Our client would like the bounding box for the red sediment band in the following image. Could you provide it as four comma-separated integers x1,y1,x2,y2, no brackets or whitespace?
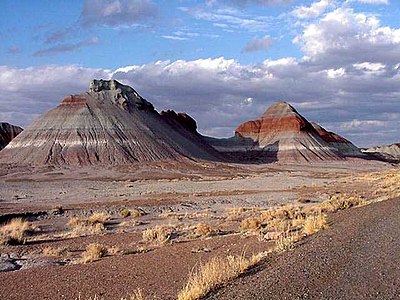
61,95,87,105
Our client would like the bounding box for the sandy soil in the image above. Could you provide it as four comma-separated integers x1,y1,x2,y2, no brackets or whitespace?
0,159,394,300
207,197,400,300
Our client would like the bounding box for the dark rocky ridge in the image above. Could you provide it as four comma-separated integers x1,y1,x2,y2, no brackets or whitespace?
0,123,23,151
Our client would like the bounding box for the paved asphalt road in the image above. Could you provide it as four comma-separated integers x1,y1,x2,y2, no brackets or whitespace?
208,198,400,300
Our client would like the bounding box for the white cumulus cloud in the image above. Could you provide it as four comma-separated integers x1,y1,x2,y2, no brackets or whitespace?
292,0,332,19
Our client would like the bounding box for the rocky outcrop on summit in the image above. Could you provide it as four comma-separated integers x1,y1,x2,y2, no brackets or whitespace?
362,143,400,162
0,122,23,151
0,80,221,166
207,102,343,162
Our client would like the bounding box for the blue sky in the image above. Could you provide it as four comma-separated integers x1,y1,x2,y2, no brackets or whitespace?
0,0,399,146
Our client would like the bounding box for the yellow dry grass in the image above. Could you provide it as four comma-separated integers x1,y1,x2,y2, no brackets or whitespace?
320,194,363,213
274,231,302,252
67,212,111,237
240,217,261,231
191,223,216,238
303,213,328,235
159,211,212,221
177,169,400,300
42,246,69,257
80,243,108,263
177,252,267,300
0,218,36,245
120,209,142,218
87,212,111,224
142,224,176,244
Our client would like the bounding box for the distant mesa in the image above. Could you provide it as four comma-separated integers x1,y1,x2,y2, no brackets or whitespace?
206,101,366,162
0,122,23,151
0,79,221,166
0,81,387,166
362,143,400,163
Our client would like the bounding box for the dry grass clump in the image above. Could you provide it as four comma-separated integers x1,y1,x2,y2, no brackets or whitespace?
303,213,328,235
191,223,217,238
142,224,176,244
240,217,261,231
320,194,363,213
122,289,144,300
260,205,306,234
225,207,260,221
87,212,111,224
274,232,302,252
80,243,108,263
120,209,142,218
159,211,212,221
177,252,267,300
0,218,37,245
370,170,400,199
42,246,69,257
260,205,304,223
68,217,105,237
67,212,111,237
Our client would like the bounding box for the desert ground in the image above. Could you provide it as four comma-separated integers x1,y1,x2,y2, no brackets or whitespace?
0,159,399,300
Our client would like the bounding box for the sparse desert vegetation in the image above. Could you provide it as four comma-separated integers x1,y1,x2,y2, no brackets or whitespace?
303,213,328,235
142,224,176,244
67,212,110,237
178,252,267,300
191,223,218,238
120,209,142,218
80,243,108,263
240,217,261,231
0,218,37,245
0,167,398,299
42,246,69,257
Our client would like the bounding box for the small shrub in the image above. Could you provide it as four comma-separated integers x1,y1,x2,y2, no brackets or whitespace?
274,232,302,253
0,218,36,245
120,209,142,218
87,212,111,224
320,194,362,212
80,243,108,263
67,213,110,237
42,246,69,257
266,218,292,233
142,225,176,244
192,223,216,238
240,217,261,231
303,213,328,235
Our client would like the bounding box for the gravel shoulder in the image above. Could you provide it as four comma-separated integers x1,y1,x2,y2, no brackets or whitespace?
208,198,400,300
